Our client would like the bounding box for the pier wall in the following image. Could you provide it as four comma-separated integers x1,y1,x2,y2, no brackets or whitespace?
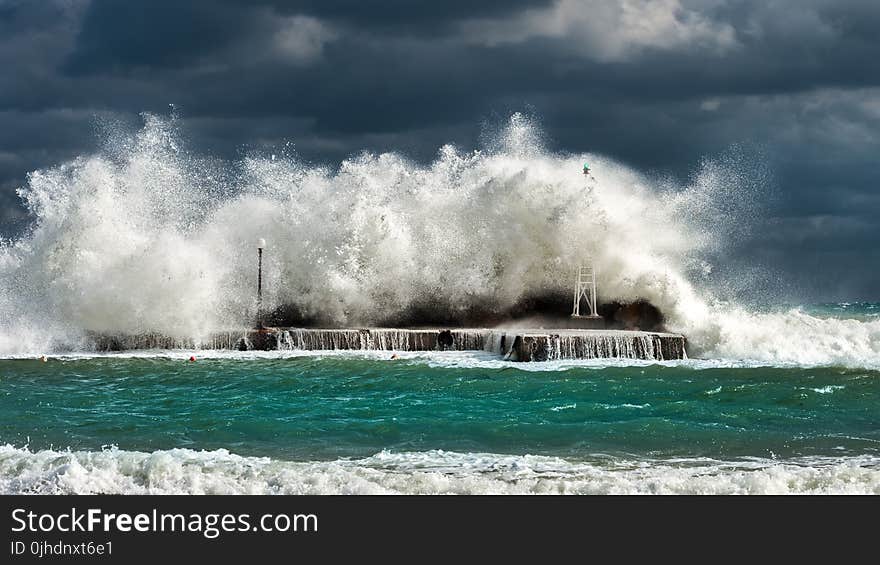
507,331,687,361
87,327,686,361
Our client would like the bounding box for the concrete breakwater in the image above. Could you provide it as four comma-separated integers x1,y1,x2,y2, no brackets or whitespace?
500,330,687,362
88,327,686,362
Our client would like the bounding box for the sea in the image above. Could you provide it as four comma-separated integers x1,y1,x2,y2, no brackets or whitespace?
0,115,878,494
1,303,878,495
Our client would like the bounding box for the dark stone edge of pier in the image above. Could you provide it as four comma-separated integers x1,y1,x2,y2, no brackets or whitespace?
87,327,687,362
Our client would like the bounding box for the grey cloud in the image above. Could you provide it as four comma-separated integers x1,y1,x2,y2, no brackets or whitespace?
459,0,739,62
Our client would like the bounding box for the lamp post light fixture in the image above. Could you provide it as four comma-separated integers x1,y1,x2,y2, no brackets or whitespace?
256,238,266,328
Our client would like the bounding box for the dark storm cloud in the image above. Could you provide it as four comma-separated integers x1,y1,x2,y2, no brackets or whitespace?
63,0,553,74
1,0,879,299
64,1,250,73
260,0,556,33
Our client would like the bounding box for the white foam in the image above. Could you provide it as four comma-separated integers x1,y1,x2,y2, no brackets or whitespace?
2,445,877,495
805,385,846,394
2,348,875,373
682,307,880,369
0,113,877,368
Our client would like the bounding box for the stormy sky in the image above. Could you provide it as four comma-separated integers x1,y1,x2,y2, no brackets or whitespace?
1,0,879,300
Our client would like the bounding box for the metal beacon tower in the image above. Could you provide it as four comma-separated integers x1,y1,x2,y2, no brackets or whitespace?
572,264,600,320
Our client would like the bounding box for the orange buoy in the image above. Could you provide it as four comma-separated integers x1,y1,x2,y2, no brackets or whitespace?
189,355,196,362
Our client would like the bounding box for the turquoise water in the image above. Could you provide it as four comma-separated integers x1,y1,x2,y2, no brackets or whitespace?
1,303,879,494
1,351,879,494
2,356,878,462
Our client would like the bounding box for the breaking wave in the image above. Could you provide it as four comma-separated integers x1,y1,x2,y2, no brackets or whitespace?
2,445,878,495
0,112,878,367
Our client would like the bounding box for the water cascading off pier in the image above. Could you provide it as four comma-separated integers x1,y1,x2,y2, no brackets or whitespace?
87,327,687,361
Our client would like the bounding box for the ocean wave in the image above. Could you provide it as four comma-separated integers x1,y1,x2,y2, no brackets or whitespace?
2,445,878,495
0,113,877,369
686,307,880,369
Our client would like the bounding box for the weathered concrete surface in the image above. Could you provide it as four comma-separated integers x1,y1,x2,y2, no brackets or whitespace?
87,327,686,361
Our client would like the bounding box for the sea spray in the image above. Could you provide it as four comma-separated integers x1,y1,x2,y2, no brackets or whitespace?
1,113,878,367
